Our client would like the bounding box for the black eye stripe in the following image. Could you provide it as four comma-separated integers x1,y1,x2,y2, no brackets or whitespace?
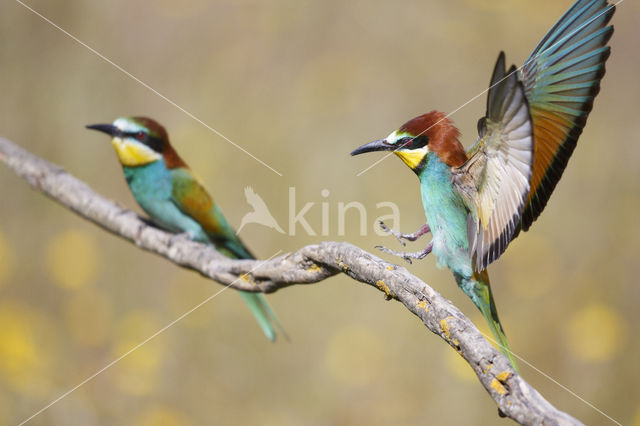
126,131,164,153
398,137,412,147
397,135,429,150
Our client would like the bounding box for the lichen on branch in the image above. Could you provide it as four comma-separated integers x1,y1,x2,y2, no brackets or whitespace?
0,137,583,426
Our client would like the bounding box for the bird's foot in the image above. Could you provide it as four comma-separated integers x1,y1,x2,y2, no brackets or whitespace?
378,221,431,247
375,242,433,264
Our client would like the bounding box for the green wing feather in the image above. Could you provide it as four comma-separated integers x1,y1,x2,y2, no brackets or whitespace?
170,167,285,341
517,0,614,232
458,0,614,269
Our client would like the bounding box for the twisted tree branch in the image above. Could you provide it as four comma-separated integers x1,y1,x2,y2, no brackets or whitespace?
0,137,582,425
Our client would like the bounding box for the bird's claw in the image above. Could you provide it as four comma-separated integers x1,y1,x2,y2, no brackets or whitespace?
375,245,412,263
379,221,407,246
375,242,433,264
378,221,431,247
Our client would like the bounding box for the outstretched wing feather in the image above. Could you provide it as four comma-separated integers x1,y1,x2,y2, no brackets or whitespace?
516,0,614,232
454,53,533,271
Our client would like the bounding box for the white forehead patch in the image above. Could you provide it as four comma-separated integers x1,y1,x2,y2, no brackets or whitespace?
386,130,398,143
113,117,145,133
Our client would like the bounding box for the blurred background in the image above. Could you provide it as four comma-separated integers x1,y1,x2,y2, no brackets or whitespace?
1,0,638,424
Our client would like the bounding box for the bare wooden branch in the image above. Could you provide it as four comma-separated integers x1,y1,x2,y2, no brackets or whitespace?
0,137,582,425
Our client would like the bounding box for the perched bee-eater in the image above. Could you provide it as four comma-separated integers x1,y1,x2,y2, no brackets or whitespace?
351,0,614,368
87,117,283,341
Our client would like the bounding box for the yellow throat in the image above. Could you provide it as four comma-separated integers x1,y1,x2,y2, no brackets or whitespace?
111,137,161,167
394,147,427,170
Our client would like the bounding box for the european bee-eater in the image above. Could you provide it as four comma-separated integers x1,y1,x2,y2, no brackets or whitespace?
351,0,614,368
87,117,284,341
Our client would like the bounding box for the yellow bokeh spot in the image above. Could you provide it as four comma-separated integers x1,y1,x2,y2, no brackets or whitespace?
45,229,100,288
325,324,385,386
633,406,640,426
64,288,112,347
112,310,165,395
0,231,13,287
0,301,52,396
566,303,627,362
135,406,192,426
444,347,476,383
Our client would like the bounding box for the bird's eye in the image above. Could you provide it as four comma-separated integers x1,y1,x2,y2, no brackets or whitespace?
399,137,413,147
135,131,145,141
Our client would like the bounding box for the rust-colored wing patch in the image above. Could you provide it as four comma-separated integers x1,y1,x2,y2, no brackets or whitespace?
517,0,614,232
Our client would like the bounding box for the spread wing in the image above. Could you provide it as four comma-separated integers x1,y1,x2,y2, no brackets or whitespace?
517,0,614,233
452,52,534,271
170,168,253,259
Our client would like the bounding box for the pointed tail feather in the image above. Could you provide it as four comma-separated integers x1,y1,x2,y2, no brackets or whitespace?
206,209,286,341
239,291,286,342
461,270,519,372
253,292,289,341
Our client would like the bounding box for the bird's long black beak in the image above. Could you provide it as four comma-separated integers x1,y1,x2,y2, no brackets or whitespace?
86,123,119,136
350,139,394,156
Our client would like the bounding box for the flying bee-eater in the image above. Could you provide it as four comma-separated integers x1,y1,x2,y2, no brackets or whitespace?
87,117,284,341
351,0,614,369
